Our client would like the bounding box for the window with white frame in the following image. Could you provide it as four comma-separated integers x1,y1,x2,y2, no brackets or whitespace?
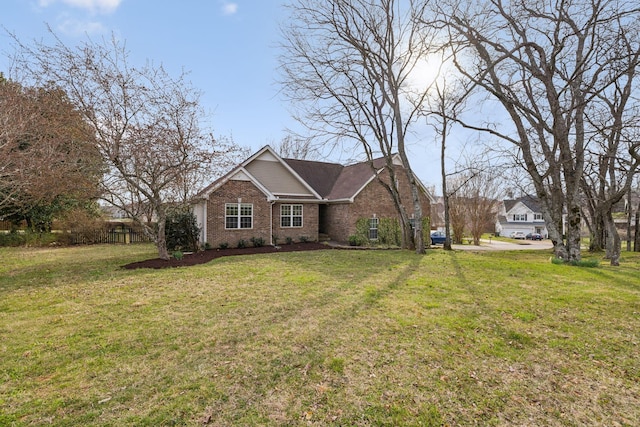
281,204,303,227
534,213,543,221
513,213,528,221
369,217,379,240
225,203,253,229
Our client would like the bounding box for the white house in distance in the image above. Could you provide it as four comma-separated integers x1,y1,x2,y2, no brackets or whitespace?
496,196,549,238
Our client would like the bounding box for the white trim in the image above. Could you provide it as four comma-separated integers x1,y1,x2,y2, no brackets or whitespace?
272,192,318,198
225,202,254,230
280,204,304,228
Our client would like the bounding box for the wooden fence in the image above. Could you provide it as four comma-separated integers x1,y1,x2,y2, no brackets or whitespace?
1,220,154,245
68,229,153,245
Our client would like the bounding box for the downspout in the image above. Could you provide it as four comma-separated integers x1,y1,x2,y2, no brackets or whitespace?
202,200,207,245
270,200,275,246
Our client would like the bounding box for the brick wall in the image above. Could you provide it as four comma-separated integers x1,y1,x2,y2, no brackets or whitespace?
206,180,271,248
205,180,320,247
272,202,319,244
205,167,431,247
324,168,431,242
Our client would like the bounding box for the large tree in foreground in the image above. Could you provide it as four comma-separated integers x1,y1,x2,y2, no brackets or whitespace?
0,75,101,229
279,0,439,253
10,32,243,259
437,0,640,262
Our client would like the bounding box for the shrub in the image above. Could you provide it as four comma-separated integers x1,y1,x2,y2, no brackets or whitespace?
272,235,279,246
219,242,229,249
0,231,61,247
165,207,200,252
299,235,309,243
348,234,364,246
251,236,265,247
379,218,401,246
237,239,247,249
354,218,371,245
0,231,27,247
285,236,293,245
173,250,184,260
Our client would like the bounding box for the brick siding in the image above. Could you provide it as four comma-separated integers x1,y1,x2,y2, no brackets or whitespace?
205,166,430,247
206,180,319,248
324,168,431,242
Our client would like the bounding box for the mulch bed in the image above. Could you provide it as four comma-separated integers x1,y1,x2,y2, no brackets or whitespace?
122,242,333,270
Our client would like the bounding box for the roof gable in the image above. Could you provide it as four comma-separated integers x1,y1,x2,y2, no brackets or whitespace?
245,158,313,196
196,146,433,203
504,195,541,214
196,146,322,200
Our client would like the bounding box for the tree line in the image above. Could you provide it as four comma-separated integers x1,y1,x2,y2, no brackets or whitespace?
278,0,640,265
2,33,246,259
3,0,639,265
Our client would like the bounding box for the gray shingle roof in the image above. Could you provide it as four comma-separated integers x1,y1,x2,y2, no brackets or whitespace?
504,195,541,213
284,157,387,201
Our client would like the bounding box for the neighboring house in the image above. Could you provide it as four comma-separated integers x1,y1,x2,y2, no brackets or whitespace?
496,195,549,238
192,145,433,247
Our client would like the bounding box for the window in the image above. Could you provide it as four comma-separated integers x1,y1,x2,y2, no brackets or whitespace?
369,217,379,240
281,204,303,228
534,213,543,221
513,214,527,221
225,203,253,229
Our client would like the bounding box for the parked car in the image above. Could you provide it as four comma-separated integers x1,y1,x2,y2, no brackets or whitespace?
430,231,447,245
510,231,526,239
526,233,543,240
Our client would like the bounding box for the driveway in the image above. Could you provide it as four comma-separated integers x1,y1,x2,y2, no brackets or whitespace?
451,239,553,251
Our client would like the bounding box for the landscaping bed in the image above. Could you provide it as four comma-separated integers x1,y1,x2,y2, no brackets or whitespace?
122,241,331,269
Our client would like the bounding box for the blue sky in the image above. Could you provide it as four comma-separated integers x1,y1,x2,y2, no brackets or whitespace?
1,0,445,189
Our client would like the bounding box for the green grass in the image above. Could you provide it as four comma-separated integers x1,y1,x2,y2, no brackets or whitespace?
1,244,639,426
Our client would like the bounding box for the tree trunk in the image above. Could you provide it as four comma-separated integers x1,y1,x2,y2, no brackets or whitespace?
376,164,414,251
442,190,452,251
403,165,425,254
565,204,582,263
634,211,640,252
626,188,632,252
589,211,605,252
605,212,621,266
155,207,170,260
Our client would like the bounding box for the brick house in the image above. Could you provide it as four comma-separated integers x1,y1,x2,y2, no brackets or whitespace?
192,146,433,247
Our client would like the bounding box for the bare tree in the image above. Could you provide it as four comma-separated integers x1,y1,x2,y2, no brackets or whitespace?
447,188,467,244
273,135,321,160
437,0,640,262
10,31,243,259
460,170,502,245
580,51,640,265
425,78,470,250
279,0,439,253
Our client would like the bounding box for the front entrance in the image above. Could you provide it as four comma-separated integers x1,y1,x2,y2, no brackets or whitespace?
319,204,329,235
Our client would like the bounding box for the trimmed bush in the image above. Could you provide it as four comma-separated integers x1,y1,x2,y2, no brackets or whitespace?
251,237,265,247
165,207,200,252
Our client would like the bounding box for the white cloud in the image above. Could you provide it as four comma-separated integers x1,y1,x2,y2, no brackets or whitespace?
57,15,106,35
38,0,122,14
221,2,238,16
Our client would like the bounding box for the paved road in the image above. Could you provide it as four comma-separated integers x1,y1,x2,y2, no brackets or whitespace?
451,239,554,251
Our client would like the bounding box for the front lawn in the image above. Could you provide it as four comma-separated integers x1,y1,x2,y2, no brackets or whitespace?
1,244,638,426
